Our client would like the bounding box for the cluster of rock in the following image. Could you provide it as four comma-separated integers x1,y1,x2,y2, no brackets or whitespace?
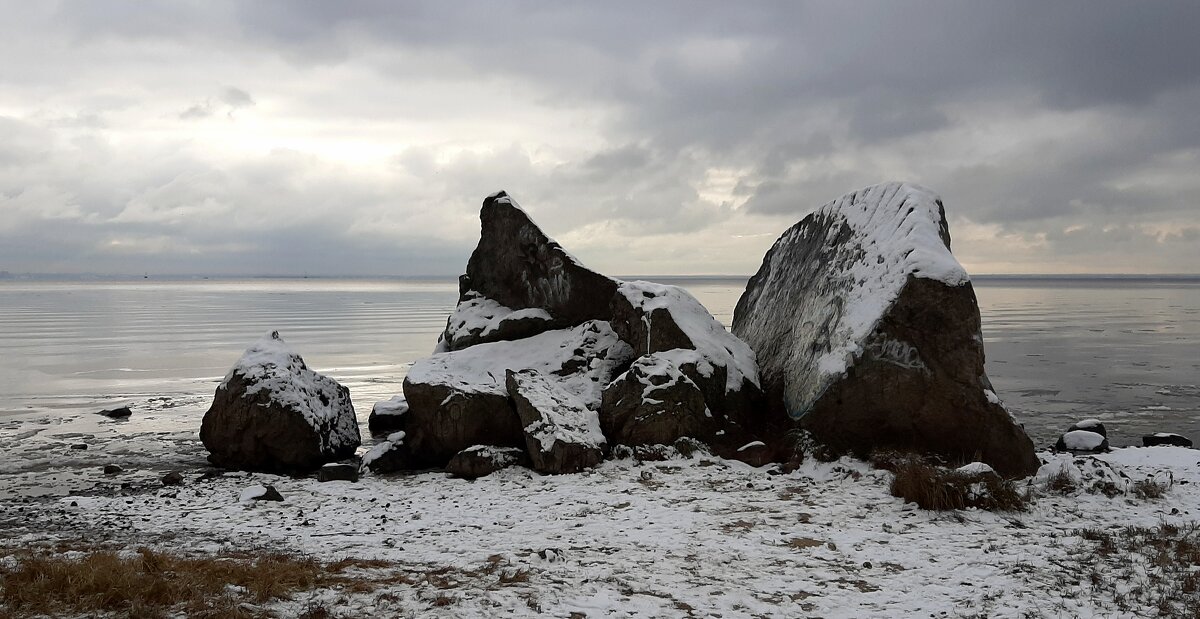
366,191,771,476
201,184,1052,479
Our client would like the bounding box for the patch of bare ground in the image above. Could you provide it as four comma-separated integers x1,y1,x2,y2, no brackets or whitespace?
871,451,1029,511
0,545,535,618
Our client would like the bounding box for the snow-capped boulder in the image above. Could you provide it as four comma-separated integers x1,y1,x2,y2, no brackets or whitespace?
317,462,359,483
402,321,633,468
368,395,409,436
1067,419,1107,438
507,369,605,474
200,332,361,474
446,445,528,479
439,191,618,351
363,431,412,474
1142,433,1193,448
610,280,762,417
1055,429,1109,453
600,353,712,446
732,183,1039,477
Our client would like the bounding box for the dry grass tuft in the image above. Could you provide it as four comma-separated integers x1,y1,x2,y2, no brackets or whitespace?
880,452,1028,511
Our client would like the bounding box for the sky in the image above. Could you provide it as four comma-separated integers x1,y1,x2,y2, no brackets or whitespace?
1,1,1198,277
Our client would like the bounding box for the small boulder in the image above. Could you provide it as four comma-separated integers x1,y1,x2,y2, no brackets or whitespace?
1055,429,1109,453
103,464,123,475
368,395,409,436
507,369,605,474
445,445,528,479
730,441,774,467
362,432,412,474
1143,433,1193,448
732,182,1039,477
317,462,359,483
1067,419,1107,438
97,406,132,419
240,485,284,503
200,332,361,474
161,471,184,486
70,443,87,450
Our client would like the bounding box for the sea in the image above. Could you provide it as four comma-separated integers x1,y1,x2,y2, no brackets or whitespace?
1,276,1197,451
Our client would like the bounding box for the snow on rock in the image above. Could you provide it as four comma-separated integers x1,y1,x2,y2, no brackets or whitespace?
200,331,360,474
507,369,605,474
238,484,283,503
367,395,409,436
955,462,997,477
363,431,410,474
1055,429,1109,453
1066,418,1107,438
445,445,528,479
732,182,1039,477
402,321,633,467
441,292,555,351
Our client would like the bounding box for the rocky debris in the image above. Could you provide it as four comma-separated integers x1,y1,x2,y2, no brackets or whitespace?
317,462,360,483
97,406,132,419
200,331,361,475
1055,429,1109,453
368,395,409,436
102,464,123,475
402,321,632,468
507,369,605,474
441,190,619,352
1067,419,1107,438
445,445,528,479
732,182,1039,477
362,432,412,475
600,354,712,446
161,471,184,486
240,485,284,503
1143,433,1193,448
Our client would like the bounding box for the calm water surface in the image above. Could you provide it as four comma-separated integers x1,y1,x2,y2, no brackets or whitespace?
0,276,1196,448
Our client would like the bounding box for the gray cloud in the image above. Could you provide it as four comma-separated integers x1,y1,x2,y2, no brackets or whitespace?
0,1,1197,275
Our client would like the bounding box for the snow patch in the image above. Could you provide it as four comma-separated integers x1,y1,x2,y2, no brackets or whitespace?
1061,430,1105,451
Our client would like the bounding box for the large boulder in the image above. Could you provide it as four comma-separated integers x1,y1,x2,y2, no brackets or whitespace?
732,182,1038,477
439,191,618,351
600,353,713,445
402,321,633,467
507,369,605,474
200,332,361,474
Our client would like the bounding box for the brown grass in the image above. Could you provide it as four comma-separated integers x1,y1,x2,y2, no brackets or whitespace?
0,547,526,618
882,453,1027,511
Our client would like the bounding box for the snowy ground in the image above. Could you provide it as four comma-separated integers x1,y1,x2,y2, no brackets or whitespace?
1,405,1198,618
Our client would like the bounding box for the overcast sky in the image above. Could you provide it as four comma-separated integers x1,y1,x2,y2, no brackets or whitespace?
2,1,1198,276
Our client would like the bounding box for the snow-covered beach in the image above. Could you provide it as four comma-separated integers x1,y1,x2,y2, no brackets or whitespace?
1,401,1197,618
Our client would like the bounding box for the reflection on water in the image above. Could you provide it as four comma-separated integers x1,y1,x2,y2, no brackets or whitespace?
1,276,1197,448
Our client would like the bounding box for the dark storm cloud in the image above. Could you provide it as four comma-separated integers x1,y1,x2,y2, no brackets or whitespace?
3,1,1199,274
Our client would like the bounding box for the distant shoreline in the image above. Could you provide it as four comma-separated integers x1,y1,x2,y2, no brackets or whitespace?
3,272,1200,283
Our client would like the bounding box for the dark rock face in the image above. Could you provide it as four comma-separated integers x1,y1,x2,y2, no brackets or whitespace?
402,321,631,468
318,463,360,482
507,369,605,474
97,406,132,419
445,445,528,479
443,191,618,351
200,332,361,475
1143,433,1193,448
600,355,712,446
732,183,1038,477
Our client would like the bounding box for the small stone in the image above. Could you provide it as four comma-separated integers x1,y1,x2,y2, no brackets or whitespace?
317,463,359,483
70,444,87,450
103,464,123,475
862,561,873,569
97,406,133,419
161,471,184,486
640,470,654,481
